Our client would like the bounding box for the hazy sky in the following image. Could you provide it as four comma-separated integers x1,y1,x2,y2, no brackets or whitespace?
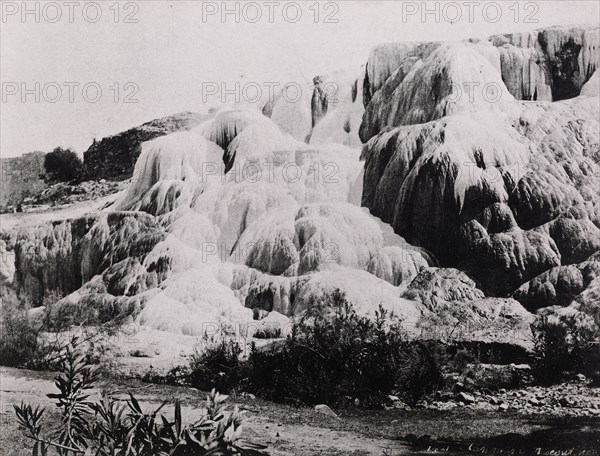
1,0,599,158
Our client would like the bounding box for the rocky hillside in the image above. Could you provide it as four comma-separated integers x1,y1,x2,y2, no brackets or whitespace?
0,152,48,212
83,111,207,180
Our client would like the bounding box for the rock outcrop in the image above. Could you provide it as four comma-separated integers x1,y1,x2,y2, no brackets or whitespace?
104,111,434,332
403,267,533,345
360,26,599,142
83,111,207,180
9,105,518,338
513,252,600,311
308,70,366,148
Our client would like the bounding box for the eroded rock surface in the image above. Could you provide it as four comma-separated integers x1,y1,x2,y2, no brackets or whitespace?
359,25,599,315
13,212,166,306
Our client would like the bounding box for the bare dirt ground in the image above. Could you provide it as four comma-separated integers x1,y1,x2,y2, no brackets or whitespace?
0,186,124,231
0,367,405,456
2,367,600,456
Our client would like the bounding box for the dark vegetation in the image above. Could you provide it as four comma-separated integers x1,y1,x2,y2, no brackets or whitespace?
0,299,60,370
0,294,69,371
531,314,600,385
188,340,247,394
171,291,446,407
44,147,83,183
246,300,444,406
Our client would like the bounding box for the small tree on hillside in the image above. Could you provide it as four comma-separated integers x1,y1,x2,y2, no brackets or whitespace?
44,147,83,182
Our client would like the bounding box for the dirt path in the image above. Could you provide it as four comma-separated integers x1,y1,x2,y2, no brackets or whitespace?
0,367,407,456
0,191,121,231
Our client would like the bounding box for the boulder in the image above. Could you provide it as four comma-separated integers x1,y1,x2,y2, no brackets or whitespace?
314,404,339,418
456,392,475,404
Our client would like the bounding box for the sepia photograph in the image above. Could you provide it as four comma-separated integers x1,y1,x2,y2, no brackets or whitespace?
1,1,599,454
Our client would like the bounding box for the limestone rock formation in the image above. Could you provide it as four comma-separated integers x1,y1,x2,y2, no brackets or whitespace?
359,25,599,310
265,70,366,147
262,83,313,143
7,25,598,338
13,212,165,306
361,26,599,142
311,75,330,128
491,26,599,101
513,252,600,310
404,267,533,345
308,70,366,147
6,110,430,333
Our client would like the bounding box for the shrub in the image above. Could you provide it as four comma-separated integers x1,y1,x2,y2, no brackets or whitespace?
566,315,600,383
531,314,600,384
246,291,444,407
43,293,140,330
180,292,449,407
443,342,531,392
14,343,268,456
44,147,83,183
462,364,530,392
0,298,65,370
0,294,121,373
531,316,571,384
396,341,445,402
140,364,191,386
0,301,43,368
188,339,246,393
40,289,69,331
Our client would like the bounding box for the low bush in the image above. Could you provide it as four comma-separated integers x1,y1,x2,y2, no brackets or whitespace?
0,303,43,368
43,293,139,330
188,339,247,393
252,326,282,339
532,314,600,385
139,364,191,386
15,343,268,455
246,291,444,407
0,294,121,374
396,341,446,402
40,290,69,331
462,364,531,392
181,291,448,407
0,299,64,370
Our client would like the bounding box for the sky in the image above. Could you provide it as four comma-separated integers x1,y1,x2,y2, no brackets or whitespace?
1,0,599,158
